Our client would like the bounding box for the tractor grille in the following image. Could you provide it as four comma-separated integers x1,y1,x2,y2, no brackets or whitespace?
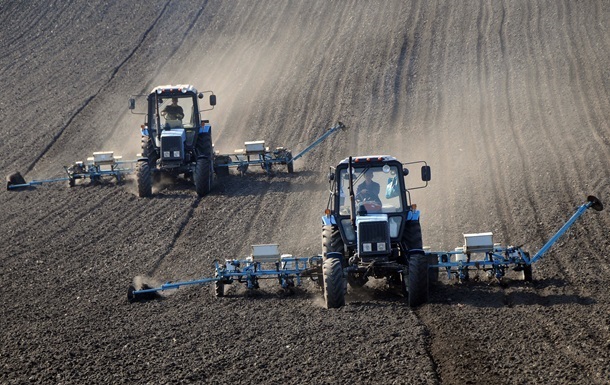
161,136,183,160
358,221,390,257
359,221,388,243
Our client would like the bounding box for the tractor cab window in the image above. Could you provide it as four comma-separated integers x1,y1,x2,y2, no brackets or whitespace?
338,165,404,215
157,96,195,129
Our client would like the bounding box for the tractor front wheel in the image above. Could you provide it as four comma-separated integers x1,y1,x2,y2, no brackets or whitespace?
322,225,344,257
322,253,345,308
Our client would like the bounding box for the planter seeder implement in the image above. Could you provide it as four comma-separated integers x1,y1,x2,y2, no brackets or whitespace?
7,151,135,190
128,244,323,302
426,195,603,283
213,122,347,176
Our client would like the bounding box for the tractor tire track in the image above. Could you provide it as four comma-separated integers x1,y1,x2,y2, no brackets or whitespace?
22,1,175,176
2,2,610,384
145,196,202,276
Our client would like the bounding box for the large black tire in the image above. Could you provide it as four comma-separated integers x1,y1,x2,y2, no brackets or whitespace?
402,220,424,253
323,253,345,308
193,157,212,197
135,161,152,197
322,225,344,257
408,252,429,307
141,136,158,166
196,132,213,158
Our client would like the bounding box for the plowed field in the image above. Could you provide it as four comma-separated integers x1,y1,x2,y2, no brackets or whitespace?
1,1,609,384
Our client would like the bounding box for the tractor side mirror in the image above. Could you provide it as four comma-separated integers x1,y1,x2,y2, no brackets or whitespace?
403,168,409,176
209,94,217,106
128,98,135,110
421,165,431,181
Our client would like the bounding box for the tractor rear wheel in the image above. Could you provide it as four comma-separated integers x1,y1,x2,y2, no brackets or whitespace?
322,225,344,257
136,161,152,197
408,252,429,307
193,157,211,197
141,136,157,166
323,253,345,308
196,132,213,158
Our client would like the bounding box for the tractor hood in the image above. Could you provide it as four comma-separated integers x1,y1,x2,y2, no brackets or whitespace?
160,129,186,141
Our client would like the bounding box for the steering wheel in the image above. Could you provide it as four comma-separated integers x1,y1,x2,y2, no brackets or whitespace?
355,192,382,211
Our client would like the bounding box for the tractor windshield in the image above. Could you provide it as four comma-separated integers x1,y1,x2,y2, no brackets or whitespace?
338,165,404,215
156,95,196,129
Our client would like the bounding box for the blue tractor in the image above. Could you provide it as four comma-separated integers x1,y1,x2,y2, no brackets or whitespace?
129,84,216,197
321,156,431,308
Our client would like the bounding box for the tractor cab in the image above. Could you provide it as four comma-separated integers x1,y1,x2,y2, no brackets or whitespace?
338,163,405,215
146,85,215,150
321,155,431,308
326,155,430,248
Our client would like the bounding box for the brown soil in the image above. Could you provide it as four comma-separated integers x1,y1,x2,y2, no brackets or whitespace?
1,1,609,384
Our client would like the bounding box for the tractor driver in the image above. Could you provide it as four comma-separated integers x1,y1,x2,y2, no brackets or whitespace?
161,98,185,121
356,169,381,205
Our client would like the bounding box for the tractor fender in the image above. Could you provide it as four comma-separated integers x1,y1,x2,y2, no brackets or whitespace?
136,156,149,163
406,209,420,221
321,215,337,226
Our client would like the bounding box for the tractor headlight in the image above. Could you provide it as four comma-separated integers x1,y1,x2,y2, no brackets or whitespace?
377,242,386,251
173,151,180,158
362,243,372,252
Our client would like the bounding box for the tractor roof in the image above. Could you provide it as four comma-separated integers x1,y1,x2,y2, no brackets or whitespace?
338,155,399,165
150,84,198,96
